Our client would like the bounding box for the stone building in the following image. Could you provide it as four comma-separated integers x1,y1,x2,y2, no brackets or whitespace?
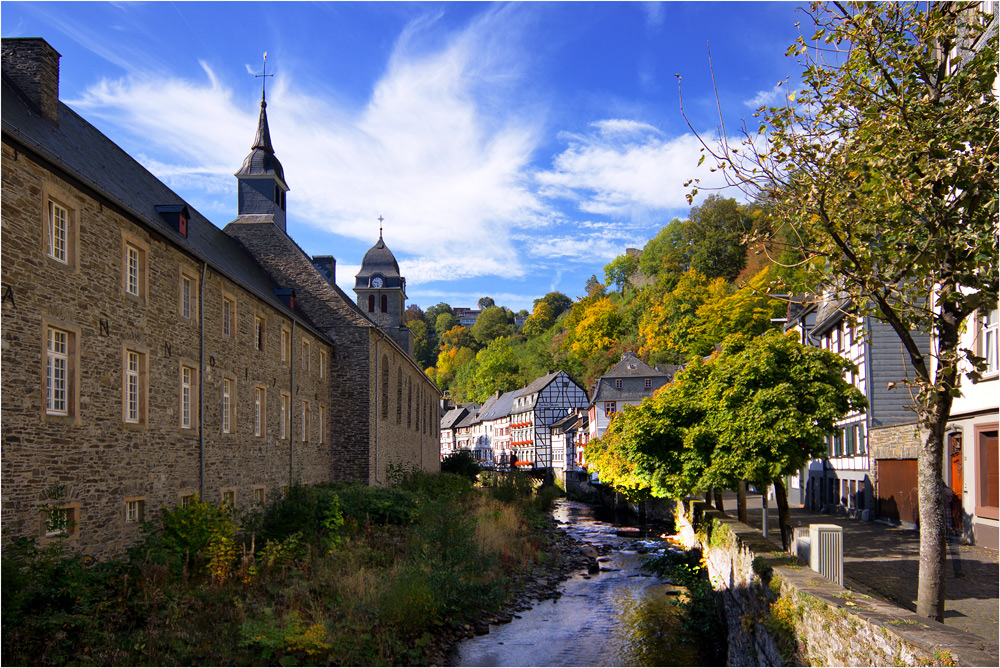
1,38,440,558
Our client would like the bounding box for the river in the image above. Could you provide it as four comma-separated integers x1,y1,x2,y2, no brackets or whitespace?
449,499,710,667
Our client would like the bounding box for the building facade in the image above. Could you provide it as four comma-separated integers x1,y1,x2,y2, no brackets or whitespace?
587,352,675,442
1,38,439,557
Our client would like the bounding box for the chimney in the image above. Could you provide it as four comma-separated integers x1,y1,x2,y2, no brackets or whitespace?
312,255,335,286
2,38,61,125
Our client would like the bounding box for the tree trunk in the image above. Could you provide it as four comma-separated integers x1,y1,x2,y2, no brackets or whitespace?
772,477,791,551
737,480,748,524
916,394,952,622
713,488,725,513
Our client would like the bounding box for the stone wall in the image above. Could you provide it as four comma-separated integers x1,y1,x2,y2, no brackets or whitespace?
1,141,332,557
676,500,997,667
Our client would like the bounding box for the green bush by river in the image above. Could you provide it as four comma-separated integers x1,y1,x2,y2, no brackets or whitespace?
2,469,561,666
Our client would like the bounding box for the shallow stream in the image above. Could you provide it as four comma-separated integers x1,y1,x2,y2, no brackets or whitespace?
449,499,710,667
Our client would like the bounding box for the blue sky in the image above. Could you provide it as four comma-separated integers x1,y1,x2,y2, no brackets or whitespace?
2,1,806,312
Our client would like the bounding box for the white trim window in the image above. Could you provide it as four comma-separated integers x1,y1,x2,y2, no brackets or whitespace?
46,327,69,415
125,350,141,423
223,297,234,337
181,276,193,319
280,392,290,440
181,366,194,429
319,350,327,379
222,378,233,433
255,316,265,352
47,201,68,263
301,401,310,442
254,386,264,437
125,499,145,523
125,244,141,296
319,405,326,444
985,307,999,375
281,329,290,363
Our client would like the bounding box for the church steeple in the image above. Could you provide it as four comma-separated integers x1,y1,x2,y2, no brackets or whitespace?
235,53,289,231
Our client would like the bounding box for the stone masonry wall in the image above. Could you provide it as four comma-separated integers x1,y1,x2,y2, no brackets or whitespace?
1,141,332,558
676,500,997,667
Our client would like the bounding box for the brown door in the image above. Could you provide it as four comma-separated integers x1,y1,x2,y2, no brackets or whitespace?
876,459,919,525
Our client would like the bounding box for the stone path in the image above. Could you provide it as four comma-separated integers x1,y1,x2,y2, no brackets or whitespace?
719,491,999,657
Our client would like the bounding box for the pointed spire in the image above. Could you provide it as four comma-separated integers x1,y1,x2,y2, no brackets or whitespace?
252,51,275,152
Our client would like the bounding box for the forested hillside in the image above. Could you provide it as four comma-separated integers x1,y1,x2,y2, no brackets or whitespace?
407,195,808,402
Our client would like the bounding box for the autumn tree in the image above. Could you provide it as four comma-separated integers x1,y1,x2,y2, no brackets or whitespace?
683,2,998,619
522,301,556,337
435,312,459,339
533,291,573,319
477,296,496,309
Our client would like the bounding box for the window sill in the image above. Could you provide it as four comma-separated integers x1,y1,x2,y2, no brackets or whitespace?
122,421,147,432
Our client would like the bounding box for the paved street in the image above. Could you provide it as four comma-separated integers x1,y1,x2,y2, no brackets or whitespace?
718,491,999,656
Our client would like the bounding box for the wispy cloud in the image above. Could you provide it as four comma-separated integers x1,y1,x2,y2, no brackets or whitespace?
744,83,785,109
69,7,550,285
535,120,728,217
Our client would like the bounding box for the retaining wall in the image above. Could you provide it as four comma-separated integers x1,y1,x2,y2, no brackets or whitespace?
677,500,997,667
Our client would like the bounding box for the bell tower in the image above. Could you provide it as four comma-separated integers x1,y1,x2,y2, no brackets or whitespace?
354,222,413,355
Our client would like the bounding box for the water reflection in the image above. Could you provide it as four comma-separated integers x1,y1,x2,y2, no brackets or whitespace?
451,500,708,667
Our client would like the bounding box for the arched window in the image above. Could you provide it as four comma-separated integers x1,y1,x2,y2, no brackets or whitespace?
381,294,388,313
396,369,403,424
368,295,375,313
414,387,420,432
407,378,412,429
381,355,389,419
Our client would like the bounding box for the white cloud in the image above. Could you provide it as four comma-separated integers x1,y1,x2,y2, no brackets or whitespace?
744,83,785,109
535,120,728,216
68,8,550,285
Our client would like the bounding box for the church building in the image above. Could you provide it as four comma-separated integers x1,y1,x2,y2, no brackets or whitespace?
1,38,440,558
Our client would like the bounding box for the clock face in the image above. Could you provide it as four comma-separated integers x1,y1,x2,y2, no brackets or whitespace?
371,276,384,288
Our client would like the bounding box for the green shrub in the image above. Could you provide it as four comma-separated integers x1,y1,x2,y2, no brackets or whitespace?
131,497,239,579
253,485,343,554
481,470,534,503
440,450,482,481
531,485,563,513
333,484,419,526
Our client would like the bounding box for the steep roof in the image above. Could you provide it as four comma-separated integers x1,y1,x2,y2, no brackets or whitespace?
235,97,287,187
478,390,521,422
520,370,562,397
602,352,670,378
355,234,401,281
440,406,469,430
0,74,307,333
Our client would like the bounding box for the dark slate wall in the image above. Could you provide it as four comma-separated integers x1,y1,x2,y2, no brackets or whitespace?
867,319,930,427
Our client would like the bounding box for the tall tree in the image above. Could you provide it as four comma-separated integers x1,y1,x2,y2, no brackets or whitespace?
471,306,513,348
686,195,748,282
604,253,640,295
477,296,496,310
684,2,998,619
533,291,574,319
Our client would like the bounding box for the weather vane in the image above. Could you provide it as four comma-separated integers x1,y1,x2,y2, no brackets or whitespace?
256,51,273,101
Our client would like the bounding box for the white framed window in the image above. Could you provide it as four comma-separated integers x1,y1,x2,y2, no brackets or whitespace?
181,365,195,429
125,498,145,523
254,386,265,437
222,378,233,433
645,378,653,389
253,486,266,504
281,328,290,364
302,401,310,442
180,275,193,319
984,307,999,375
280,392,290,440
222,489,235,506
47,200,68,263
46,327,69,415
180,493,195,508
605,401,616,416
615,379,623,390
125,244,141,296
255,316,265,352
44,505,77,538
223,296,235,337
124,349,144,424
319,405,326,444
319,350,327,379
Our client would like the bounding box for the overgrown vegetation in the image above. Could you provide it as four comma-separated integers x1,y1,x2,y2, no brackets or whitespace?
642,547,727,666
2,471,564,666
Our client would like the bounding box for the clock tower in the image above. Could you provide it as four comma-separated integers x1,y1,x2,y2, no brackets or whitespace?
354,228,413,356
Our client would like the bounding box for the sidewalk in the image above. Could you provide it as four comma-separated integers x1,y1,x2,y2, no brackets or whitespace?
717,491,999,656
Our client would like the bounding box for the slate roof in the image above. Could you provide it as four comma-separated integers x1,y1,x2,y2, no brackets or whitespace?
478,390,521,422
812,295,852,337
519,370,562,398
550,408,586,433
235,98,287,187
602,352,670,378
355,233,403,289
0,74,308,332
440,407,469,430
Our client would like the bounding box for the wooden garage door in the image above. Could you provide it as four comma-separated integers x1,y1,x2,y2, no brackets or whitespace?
877,459,919,525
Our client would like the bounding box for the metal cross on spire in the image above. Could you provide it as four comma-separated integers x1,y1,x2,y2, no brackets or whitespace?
377,215,385,237
255,52,273,103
